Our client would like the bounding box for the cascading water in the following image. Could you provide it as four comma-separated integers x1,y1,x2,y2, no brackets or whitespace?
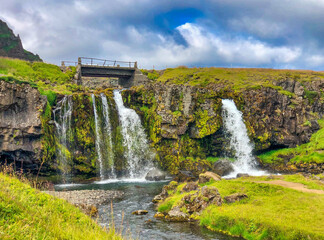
100,93,116,178
53,95,73,182
221,99,265,177
113,89,154,178
92,94,104,180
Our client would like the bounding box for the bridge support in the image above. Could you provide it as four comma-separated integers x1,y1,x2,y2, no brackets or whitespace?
74,57,148,88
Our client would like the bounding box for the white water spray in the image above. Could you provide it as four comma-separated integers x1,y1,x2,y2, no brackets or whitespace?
92,94,104,180
221,99,266,177
53,95,73,182
113,90,154,178
100,93,116,178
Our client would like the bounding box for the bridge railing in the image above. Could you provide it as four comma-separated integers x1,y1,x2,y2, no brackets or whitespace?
79,57,137,68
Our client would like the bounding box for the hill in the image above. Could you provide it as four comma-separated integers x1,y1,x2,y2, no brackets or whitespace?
0,19,42,62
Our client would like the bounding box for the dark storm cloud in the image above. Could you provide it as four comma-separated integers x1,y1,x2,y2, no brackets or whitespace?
0,0,323,69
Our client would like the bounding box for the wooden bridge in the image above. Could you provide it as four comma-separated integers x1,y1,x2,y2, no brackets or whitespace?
66,57,147,88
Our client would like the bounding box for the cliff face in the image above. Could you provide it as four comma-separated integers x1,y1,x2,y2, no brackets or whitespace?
0,19,42,61
123,78,324,174
0,80,47,171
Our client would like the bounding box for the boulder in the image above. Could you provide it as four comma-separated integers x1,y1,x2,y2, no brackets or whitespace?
152,181,178,203
180,186,223,215
154,212,165,219
224,193,248,203
173,170,196,182
182,182,199,192
199,171,221,184
132,210,148,215
145,168,166,181
166,206,189,222
212,159,234,176
236,173,250,178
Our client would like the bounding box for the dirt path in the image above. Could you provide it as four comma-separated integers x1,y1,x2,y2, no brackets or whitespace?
256,180,324,194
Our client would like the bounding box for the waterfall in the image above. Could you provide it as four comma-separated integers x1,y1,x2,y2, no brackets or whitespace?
100,93,116,178
113,89,153,178
221,99,265,177
53,95,73,182
92,94,104,180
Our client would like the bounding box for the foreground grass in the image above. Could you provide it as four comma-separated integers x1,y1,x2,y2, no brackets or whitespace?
158,176,324,240
258,119,324,165
0,173,124,240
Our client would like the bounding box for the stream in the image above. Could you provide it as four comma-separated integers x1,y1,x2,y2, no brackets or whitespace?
56,180,239,240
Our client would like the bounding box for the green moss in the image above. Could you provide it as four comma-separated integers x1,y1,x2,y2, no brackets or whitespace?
258,118,324,164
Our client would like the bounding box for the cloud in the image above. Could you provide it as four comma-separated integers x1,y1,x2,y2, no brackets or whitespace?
0,0,323,70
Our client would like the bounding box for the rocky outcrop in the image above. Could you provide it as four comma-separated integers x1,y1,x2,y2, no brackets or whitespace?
123,79,324,174
0,80,46,171
0,19,42,61
212,159,234,176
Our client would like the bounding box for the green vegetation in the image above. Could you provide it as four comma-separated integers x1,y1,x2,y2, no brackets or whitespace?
0,173,124,240
156,67,324,90
140,69,160,80
0,57,80,95
158,176,324,240
258,118,324,165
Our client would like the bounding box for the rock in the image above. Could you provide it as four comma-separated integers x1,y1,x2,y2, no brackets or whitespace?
154,212,165,219
201,186,223,206
173,170,196,182
180,186,223,215
182,182,199,192
132,210,148,215
145,168,166,181
166,206,189,222
236,173,250,178
199,171,221,184
224,193,248,203
152,181,178,203
0,80,47,173
212,159,234,176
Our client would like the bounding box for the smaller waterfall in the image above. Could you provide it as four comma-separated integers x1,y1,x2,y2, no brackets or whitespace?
53,95,73,182
221,99,265,177
92,94,104,180
100,93,116,178
113,90,153,178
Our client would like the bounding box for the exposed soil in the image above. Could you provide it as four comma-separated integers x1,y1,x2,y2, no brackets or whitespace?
256,180,324,194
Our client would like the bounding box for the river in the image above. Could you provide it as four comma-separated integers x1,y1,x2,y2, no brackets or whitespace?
56,180,239,240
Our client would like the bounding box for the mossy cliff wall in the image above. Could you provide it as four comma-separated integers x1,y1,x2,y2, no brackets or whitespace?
41,90,127,178
123,79,324,174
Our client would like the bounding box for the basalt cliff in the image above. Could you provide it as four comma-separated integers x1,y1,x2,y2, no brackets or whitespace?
0,65,324,177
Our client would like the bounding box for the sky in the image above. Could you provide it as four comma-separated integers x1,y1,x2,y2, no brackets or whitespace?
1,0,324,70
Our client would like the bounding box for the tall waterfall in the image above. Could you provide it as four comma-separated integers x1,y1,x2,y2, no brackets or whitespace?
53,95,73,182
113,90,153,178
221,99,265,177
92,94,105,180
100,93,116,178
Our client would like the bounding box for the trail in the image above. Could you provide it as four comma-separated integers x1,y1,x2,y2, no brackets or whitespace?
256,180,324,194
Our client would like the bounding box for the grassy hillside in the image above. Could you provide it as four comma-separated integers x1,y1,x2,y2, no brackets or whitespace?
153,67,324,90
0,173,123,240
157,176,324,240
0,57,83,99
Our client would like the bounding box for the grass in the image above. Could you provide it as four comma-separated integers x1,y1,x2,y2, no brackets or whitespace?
0,57,81,95
258,119,324,165
155,67,324,90
158,177,324,239
0,173,124,240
